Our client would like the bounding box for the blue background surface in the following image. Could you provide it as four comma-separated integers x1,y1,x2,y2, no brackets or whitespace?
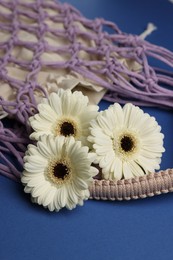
1,1,173,260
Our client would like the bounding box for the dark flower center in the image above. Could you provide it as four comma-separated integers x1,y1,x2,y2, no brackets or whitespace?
120,135,134,152
53,163,69,179
60,122,75,136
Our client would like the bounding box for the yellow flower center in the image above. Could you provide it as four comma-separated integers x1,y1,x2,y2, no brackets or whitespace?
60,121,76,136
53,163,69,179
55,118,79,137
120,135,136,152
114,131,139,159
47,159,72,185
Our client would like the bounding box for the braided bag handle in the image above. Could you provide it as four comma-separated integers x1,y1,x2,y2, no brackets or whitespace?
90,169,173,200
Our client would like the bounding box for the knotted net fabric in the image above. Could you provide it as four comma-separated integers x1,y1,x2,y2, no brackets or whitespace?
0,0,173,199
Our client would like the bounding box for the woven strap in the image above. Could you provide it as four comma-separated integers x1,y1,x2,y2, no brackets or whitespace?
89,169,173,200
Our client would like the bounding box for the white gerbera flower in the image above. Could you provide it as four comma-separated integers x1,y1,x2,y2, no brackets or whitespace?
21,135,98,212
88,103,165,180
29,89,98,147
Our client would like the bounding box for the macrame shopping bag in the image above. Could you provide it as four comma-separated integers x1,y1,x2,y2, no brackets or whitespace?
0,0,173,201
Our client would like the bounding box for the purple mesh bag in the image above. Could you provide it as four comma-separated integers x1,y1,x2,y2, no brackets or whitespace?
0,0,173,200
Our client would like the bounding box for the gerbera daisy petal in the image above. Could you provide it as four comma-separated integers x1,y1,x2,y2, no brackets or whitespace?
24,163,43,174
88,103,165,180
21,135,98,211
123,162,134,179
75,177,89,190
49,92,63,115
110,103,124,127
67,185,79,206
58,186,67,208
53,189,63,209
24,186,32,194
27,175,45,188
137,155,161,172
37,140,53,158
32,182,48,198
90,166,99,177
42,186,57,208
123,103,142,128
140,148,162,159
128,161,145,177
38,103,57,122
113,157,123,180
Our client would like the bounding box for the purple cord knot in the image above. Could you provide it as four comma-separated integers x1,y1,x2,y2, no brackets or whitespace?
106,58,119,74
0,121,4,132
62,3,71,14
30,59,41,71
135,46,146,57
68,57,80,68
93,18,103,32
127,34,142,47
99,43,111,55
37,23,47,37
0,68,7,78
70,42,81,54
145,77,158,91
